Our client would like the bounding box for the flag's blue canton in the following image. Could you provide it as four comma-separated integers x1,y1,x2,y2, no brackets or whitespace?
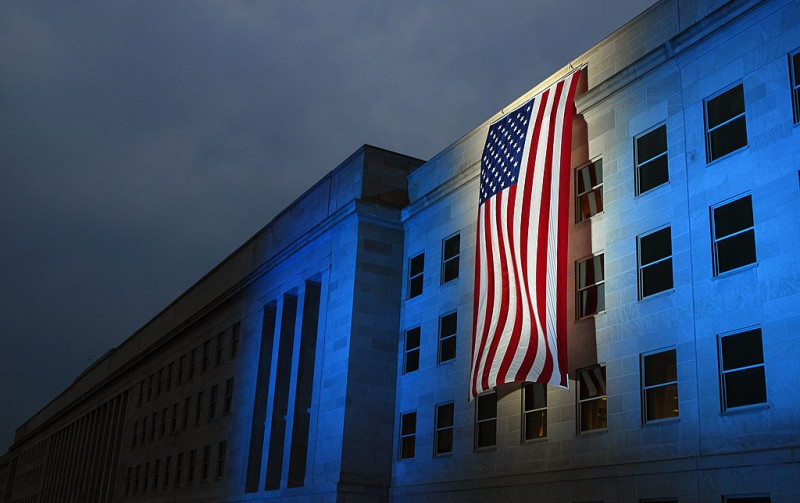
479,99,533,205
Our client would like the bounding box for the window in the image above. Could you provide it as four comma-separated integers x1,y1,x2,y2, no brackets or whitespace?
711,195,756,275
408,252,424,299
522,382,547,441
132,421,138,448
792,50,800,123
188,449,196,483
147,375,153,402
166,362,173,391
189,349,197,380
160,407,167,437
438,312,457,363
138,380,144,407
705,83,747,161
202,340,210,374
403,327,420,374
152,459,160,491
171,402,178,433
178,356,185,385
576,159,603,222
719,328,767,411
576,254,605,318
638,227,673,299
475,391,497,449
175,453,183,486
215,332,224,365
125,467,131,494
209,385,218,419
164,456,171,488
216,441,227,478
398,412,416,460
142,417,148,445
143,462,150,492
224,377,234,414
723,497,770,503
183,397,191,429
134,465,140,493
578,365,607,432
434,402,454,456
635,124,668,195
150,412,156,441
156,368,162,397
195,391,205,425
441,233,460,283
202,445,211,481
641,349,678,423
230,323,240,359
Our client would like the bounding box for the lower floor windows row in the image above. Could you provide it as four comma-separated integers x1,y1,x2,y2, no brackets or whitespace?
124,441,227,495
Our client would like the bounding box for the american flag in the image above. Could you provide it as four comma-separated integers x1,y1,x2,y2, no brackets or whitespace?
470,70,580,399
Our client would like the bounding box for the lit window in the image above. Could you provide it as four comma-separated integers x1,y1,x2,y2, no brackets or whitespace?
403,327,420,374
638,227,673,299
719,328,766,411
791,49,800,123
578,365,607,432
711,195,756,275
408,252,424,299
576,254,605,318
438,312,457,363
434,402,454,456
475,391,497,449
399,411,416,460
576,159,603,222
522,382,547,441
441,233,460,283
641,349,678,423
635,125,668,195
705,83,747,162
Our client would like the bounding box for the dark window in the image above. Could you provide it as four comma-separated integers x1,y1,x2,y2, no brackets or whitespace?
399,412,416,460
578,365,607,432
712,195,756,275
434,402,454,456
230,322,240,360
442,233,460,283
183,397,191,429
189,349,197,380
132,421,138,448
171,402,178,433
438,312,457,363
150,413,156,441
641,349,678,423
178,356,185,385
216,333,224,365
522,382,547,441
141,417,148,446
202,340,210,374
138,380,144,407
164,456,171,488
167,362,174,391
224,377,234,414
195,391,205,425
403,327,420,374
147,375,153,402
143,462,150,492
188,449,196,483
724,497,771,503
202,445,211,481
175,453,183,486
792,50,800,123
475,391,497,449
638,227,673,298
576,254,605,318
134,465,140,493
209,385,218,419
160,408,167,437
576,159,603,222
125,467,131,494
156,368,162,397
705,83,747,161
216,441,227,478
152,459,160,491
635,125,668,195
408,252,424,299
719,328,767,411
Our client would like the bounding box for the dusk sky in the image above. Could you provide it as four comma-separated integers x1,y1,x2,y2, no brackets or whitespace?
0,0,657,450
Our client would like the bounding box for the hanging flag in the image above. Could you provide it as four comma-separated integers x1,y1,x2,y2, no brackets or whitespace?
470,70,581,399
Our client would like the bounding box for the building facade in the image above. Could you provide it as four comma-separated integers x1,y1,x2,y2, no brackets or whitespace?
3,0,800,501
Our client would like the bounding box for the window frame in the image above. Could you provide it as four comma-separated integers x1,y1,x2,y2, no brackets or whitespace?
640,347,679,424
434,402,455,456
577,365,607,433
403,326,421,374
398,411,417,460
576,253,605,319
521,382,547,442
790,48,800,124
710,194,756,276
441,232,461,284
438,311,457,364
474,390,497,450
704,82,748,162
718,327,767,413
575,158,603,223
634,123,669,196
407,252,425,299
637,226,673,300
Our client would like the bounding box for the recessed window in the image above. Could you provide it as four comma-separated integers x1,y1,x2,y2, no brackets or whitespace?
719,328,767,411
216,441,227,478
215,332,224,365
441,233,460,283
576,254,605,318
434,402,454,456
438,312,457,363
475,391,497,449
638,227,673,299
578,365,607,432
576,159,603,222
711,195,756,275
408,252,424,299
224,377,234,414
791,50,800,123
201,445,211,481
705,83,747,162
641,349,678,423
209,385,218,420
399,411,416,460
230,322,240,360
522,382,547,441
635,125,668,195
403,327,420,374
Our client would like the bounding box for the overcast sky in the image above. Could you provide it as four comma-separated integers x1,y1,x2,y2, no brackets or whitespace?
0,0,657,450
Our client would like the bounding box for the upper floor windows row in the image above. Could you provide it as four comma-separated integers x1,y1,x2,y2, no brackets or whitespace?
403,311,457,374
407,232,461,299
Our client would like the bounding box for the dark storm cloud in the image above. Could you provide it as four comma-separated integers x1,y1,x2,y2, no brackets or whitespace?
0,0,656,449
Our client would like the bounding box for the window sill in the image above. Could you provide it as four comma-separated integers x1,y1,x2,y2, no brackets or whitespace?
722,402,768,415
433,452,453,458
440,278,459,287
639,288,675,303
706,144,748,166
474,445,497,453
576,310,606,323
714,261,758,279
575,210,605,226
642,416,679,427
522,436,548,445
577,428,608,436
